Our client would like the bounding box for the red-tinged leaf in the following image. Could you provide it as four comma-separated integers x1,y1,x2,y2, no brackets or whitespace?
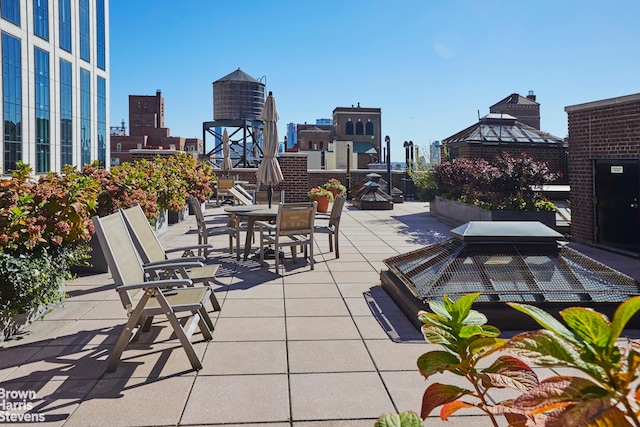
560,307,611,349
421,382,471,419
503,412,533,427
545,399,629,427
440,400,474,420
506,330,606,380
481,355,539,391
469,339,507,365
635,385,640,405
417,350,460,379
513,376,606,412
610,296,640,347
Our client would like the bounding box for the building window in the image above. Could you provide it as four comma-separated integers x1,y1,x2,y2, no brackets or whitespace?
79,0,90,62
80,68,91,165
366,121,374,136
97,76,106,166
2,33,22,174
1,0,20,25
146,119,152,127
345,121,353,135
356,121,364,135
134,119,140,126
33,0,48,40
116,143,121,152
59,0,71,52
319,141,324,150
35,47,50,172
60,59,72,167
96,0,106,69
308,141,312,150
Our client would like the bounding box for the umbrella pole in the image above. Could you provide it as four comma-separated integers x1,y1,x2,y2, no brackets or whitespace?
267,186,273,209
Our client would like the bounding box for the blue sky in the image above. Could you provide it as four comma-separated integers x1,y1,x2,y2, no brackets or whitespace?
109,0,640,162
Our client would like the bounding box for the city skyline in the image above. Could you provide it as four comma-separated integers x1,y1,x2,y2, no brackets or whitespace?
109,0,640,162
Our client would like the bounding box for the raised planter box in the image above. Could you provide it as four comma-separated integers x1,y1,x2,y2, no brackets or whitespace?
168,205,189,224
154,209,169,235
430,196,556,228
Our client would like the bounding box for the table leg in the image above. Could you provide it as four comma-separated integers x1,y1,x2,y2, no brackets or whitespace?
243,218,257,260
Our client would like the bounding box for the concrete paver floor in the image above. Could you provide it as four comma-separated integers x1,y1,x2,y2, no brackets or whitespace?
1,200,639,426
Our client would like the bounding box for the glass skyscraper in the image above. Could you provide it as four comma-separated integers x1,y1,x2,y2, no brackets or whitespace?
1,0,109,174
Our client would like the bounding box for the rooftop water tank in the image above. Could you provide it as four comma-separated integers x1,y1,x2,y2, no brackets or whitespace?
213,68,265,120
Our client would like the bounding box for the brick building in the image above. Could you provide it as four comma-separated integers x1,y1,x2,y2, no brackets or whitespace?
293,103,382,169
490,91,541,129
565,93,640,253
110,90,203,165
441,113,568,182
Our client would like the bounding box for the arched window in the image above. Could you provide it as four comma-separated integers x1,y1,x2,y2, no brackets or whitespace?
308,141,313,150
366,121,374,136
345,121,354,135
319,141,324,150
355,121,364,135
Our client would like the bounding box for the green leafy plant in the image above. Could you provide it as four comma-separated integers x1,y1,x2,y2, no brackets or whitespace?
308,186,334,202
416,293,539,426
375,411,422,427
506,298,640,426
408,163,437,201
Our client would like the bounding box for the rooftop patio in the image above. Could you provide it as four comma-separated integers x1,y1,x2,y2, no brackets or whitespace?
1,200,639,426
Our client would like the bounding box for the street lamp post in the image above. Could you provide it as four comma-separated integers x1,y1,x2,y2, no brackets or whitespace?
409,140,414,170
385,135,392,195
346,142,351,199
403,141,410,170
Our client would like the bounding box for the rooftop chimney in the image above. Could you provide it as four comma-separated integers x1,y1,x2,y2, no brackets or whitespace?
527,90,536,102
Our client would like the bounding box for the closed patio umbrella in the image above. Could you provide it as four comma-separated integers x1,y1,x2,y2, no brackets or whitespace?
221,129,233,173
256,91,284,208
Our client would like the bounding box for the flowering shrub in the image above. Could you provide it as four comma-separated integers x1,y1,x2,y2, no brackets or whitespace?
0,162,97,338
322,178,346,196
308,186,334,202
82,153,213,221
0,162,98,254
432,153,558,211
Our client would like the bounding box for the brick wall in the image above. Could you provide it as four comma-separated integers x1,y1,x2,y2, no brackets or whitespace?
213,152,406,202
565,93,640,243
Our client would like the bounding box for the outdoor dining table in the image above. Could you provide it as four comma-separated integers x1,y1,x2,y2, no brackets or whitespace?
224,205,279,260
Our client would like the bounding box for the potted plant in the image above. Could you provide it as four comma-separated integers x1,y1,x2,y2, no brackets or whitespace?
308,186,334,213
322,178,346,198
0,162,97,341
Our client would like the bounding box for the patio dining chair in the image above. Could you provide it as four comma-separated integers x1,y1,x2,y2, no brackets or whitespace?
92,211,214,372
216,177,235,206
256,201,317,273
189,196,240,258
121,204,221,311
314,194,346,258
253,190,284,205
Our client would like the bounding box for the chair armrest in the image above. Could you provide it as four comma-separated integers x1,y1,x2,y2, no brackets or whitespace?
143,261,204,273
255,221,276,231
143,258,205,268
164,244,211,255
115,278,194,292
